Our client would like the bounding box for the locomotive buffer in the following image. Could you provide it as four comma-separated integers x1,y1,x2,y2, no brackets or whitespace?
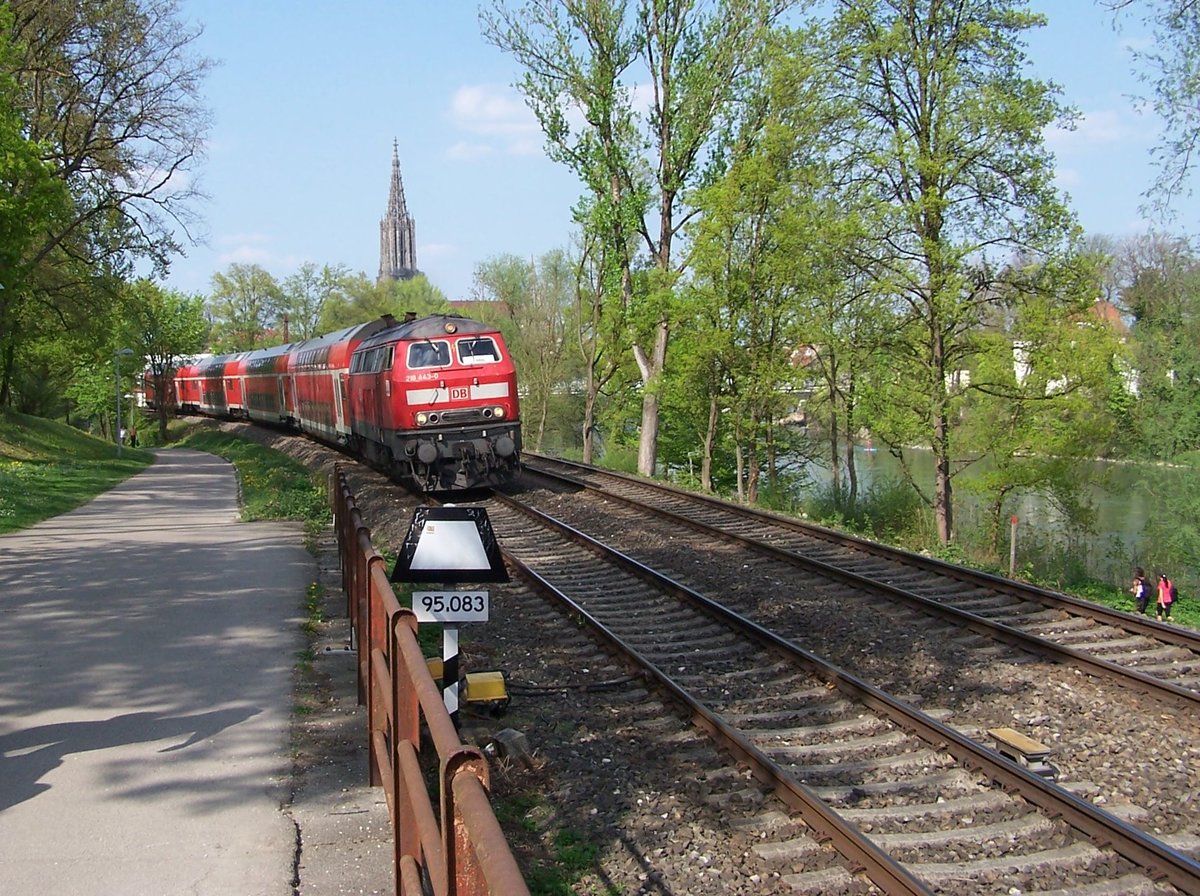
391,505,509,725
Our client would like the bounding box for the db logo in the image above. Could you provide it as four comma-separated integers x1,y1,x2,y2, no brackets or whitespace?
450,386,469,401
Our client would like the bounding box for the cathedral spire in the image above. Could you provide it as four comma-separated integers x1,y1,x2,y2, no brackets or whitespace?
379,140,418,282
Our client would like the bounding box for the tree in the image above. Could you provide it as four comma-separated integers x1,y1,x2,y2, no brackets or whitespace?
206,264,285,350
824,0,1080,544
1106,0,1200,215
280,263,353,340
0,5,71,406
572,223,634,464
474,250,578,451
315,273,449,334
1118,233,1200,456
125,279,208,441
954,255,1123,555
483,0,783,477
3,0,210,399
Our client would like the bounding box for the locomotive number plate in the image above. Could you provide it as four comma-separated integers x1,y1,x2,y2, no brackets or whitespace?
413,590,489,623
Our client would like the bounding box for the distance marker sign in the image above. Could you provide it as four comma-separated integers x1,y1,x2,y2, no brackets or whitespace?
412,590,489,623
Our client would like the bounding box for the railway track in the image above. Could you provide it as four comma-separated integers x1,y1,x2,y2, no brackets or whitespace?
226,426,1199,894
519,453,1200,708
468,484,1200,894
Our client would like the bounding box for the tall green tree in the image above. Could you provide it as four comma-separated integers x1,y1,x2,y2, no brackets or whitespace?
1118,233,1200,456
280,263,354,340
572,223,635,464
483,0,784,478
0,5,71,407
3,0,211,402
825,0,1080,544
125,279,208,441
207,264,285,351
474,250,578,451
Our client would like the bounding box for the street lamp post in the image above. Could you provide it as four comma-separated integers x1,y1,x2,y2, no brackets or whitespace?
115,348,134,457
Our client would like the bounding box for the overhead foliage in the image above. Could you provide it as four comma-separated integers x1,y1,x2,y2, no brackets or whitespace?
1106,0,1200,216
823,0,1089,543
482,0,786,477
1,0,211,406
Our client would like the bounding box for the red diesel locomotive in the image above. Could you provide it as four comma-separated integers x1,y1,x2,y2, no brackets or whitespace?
169,313,522,490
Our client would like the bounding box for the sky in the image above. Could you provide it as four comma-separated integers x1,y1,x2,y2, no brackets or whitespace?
163,1,1190,303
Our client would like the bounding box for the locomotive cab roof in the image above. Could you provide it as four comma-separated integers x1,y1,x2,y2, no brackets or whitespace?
357,313,499,351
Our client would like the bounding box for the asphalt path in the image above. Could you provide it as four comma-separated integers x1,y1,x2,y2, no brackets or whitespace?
0,449,314,895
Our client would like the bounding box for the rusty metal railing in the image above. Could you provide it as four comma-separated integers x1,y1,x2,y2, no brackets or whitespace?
330,467,530,896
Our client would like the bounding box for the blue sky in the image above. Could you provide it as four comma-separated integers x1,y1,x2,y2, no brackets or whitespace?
165,1,1187,303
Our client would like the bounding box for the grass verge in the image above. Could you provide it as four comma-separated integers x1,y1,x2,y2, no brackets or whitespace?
0,407,154,533
179,429,332,533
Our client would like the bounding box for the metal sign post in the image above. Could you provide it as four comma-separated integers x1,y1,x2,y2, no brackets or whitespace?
392,506,508,725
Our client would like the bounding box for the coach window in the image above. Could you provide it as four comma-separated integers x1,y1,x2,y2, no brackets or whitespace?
458,337,500,364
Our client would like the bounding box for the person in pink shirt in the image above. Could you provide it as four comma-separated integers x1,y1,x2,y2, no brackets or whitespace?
1156,573,1175,621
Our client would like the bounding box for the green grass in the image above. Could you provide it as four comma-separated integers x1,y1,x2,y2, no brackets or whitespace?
179,429,332,532
1042,576,1200,630
0,407,154,533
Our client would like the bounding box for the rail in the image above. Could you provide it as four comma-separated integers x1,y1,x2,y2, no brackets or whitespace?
330,467,530,896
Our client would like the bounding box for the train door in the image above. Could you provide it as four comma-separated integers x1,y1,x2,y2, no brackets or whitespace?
286,374,299,425
333,371,347,434
376,345,394,432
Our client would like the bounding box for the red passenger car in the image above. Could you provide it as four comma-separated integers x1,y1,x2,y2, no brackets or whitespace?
177,352,252,418
289,319,394,447
241,343,295,426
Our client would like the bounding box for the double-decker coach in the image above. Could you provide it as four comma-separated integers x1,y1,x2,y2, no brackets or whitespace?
242,342,295,426
177,351,252,418
289,318,395,447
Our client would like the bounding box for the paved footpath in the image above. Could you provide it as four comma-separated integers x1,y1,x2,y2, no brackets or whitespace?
0,449,314,895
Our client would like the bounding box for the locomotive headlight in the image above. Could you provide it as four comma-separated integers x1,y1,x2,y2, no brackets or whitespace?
416,412,429,426
493,406,505,420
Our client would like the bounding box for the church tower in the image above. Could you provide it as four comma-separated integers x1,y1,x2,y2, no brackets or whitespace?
378,141,418,282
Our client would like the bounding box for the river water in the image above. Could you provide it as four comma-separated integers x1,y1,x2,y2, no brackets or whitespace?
804,446,1165,587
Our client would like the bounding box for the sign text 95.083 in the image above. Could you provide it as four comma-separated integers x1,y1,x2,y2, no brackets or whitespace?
412,591,489,623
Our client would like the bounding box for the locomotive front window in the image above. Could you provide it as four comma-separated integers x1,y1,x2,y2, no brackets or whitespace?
408,341,450,369
457,337,500,364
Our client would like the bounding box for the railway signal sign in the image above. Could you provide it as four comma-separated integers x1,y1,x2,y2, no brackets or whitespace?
391,505,508,725
390,505,508,584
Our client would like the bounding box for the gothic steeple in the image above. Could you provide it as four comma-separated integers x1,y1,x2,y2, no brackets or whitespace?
379,140,418,282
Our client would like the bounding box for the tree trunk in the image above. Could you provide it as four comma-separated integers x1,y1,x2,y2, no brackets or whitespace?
828,407,841,504
747,428,760,505
0,337,14,407
637,390,661,478
702,395,718,492
735,443,745,503
634,317,670,478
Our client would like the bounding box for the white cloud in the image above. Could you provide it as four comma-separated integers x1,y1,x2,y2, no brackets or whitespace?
449,84,540,155
1046,107,1154,154
447,141,495,161
213,234,304,273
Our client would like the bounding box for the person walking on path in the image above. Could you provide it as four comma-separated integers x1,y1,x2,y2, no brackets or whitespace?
1156,572,1176,621
1131,567,1151,614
